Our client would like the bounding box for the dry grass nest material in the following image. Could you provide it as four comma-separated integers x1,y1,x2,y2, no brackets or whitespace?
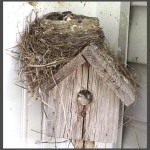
12,11,139,101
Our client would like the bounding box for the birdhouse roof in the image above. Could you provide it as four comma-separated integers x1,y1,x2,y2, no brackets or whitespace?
42,43,137,106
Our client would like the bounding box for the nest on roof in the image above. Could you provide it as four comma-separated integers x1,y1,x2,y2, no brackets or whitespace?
13,11,139,101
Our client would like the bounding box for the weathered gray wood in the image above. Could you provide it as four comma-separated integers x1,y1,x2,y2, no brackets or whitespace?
46,63,88,140
41,53,86,92
84,66,120,143
82,43,135,106
73,62,95,148
43,43,135,107
46,63,120,143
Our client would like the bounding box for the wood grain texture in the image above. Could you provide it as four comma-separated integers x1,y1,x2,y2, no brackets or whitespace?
82,43,135,106
46,63,88,140
45,63,120,143
73,63,95,148
41,53,86,92
84,66,120,143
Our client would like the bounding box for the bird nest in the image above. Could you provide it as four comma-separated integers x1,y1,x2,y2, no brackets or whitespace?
11,11,139,102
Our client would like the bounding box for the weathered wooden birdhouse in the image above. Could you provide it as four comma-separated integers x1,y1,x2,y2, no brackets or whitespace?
42,42,137,144
17,11,138,147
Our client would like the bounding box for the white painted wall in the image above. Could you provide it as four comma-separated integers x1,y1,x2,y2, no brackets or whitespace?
3,2,30,148
128,6,147,64
122,3,147,148
3,2,126,148
121,63,147,148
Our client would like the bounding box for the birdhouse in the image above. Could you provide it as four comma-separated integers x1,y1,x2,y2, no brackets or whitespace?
42,43,136,144
16,11,138,147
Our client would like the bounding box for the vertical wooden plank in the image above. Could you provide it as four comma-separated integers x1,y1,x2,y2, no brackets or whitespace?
70,65,83,140
73,62,90,148
85,66,120,143
46,63,88,140
81,62,89,141
81,62,89,89
84,66,98,141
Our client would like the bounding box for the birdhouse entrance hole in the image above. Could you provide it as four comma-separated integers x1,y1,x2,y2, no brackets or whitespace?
77,90,93,106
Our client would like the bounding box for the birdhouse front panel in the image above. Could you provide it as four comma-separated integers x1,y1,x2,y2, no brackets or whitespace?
45,62,120,143
84,65,120,143
46,63,88,140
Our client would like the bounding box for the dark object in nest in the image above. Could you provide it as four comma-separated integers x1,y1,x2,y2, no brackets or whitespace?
45,12,64,20
45,11,73,20
77,90,93,105
15,11,139,100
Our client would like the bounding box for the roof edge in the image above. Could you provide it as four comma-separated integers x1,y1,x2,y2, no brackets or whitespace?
82,43,136,106
41,53,86,92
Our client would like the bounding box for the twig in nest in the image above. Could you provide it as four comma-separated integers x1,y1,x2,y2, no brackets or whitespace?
27,95,35,105
42,103,48,118
6,52,19,60
132,119,141,148
68,139,72,148
13,82,28,90
28,61,58,68
31,129,50,136
39,87,55,111
118,116,134,128
5,49,20,54
121,102,141,148
35,139,69,144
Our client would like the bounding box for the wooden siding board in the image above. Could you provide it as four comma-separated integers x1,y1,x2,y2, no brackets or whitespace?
46,63,87,140
84,66,120,143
